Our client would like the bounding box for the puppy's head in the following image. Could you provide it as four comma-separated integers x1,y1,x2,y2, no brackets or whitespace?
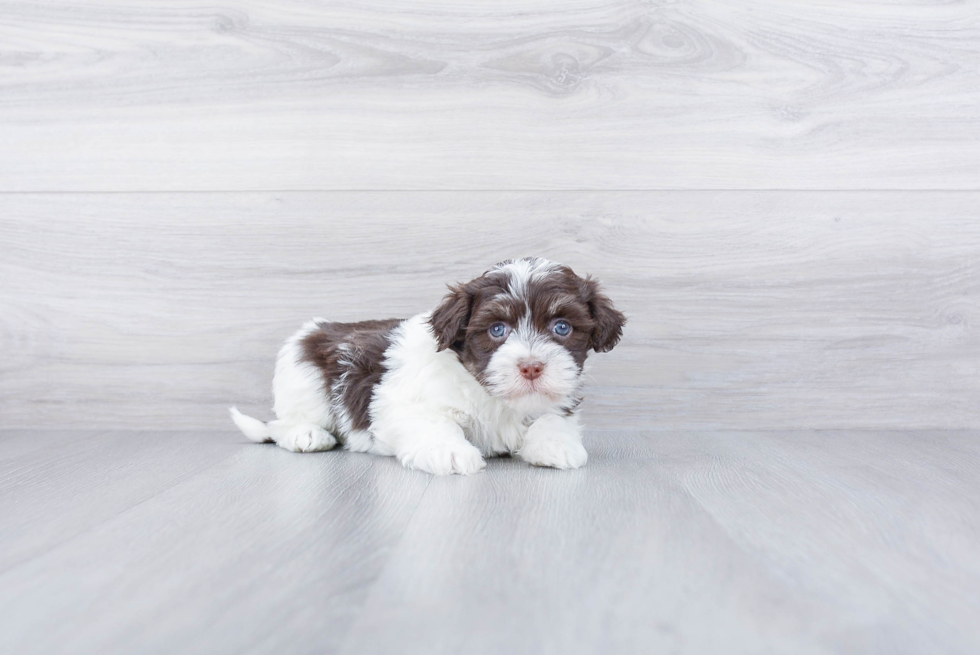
429,258,626,413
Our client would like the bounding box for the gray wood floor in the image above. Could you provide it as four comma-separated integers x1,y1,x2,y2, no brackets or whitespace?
1,428,978,655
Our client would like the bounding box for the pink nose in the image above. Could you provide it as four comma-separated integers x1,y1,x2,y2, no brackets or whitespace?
518,361,545,381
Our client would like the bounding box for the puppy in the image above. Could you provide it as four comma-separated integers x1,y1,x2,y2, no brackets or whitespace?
230,257,625,475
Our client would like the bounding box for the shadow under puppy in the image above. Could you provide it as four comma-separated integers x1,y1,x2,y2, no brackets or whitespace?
231,257,625,475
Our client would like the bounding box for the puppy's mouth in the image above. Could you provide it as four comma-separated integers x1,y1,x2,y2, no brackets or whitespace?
481,379,553,401
473,365,569,402
506,379,562,401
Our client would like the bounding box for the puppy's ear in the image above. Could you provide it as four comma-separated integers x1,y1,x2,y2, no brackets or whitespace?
580,277,626,353
430,284,472,352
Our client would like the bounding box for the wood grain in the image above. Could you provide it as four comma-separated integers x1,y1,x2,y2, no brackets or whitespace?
338,429,980,654
0,430,238,573
1,1,978,191
0,431,431,655
668,429,980,654
4,429,976,654
2,191,977,431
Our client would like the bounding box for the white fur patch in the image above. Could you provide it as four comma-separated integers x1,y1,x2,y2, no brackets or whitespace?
494,257,560,300
482,325,582,411
518,413,588,469
366,313,582,471
272,319,334,430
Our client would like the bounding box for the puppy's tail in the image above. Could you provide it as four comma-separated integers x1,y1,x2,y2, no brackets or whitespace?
229,407,274,443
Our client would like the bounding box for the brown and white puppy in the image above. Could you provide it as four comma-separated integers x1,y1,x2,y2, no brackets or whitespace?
231,258,625,475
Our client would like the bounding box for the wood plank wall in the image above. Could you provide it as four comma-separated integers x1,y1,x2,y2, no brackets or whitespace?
1,1,978,430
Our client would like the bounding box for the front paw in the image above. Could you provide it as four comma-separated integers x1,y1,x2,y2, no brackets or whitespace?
399,442,487,476
518,437,588,470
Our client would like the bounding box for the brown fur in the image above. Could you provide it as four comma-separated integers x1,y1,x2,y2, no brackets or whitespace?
300,318,402,433
577,275,627,353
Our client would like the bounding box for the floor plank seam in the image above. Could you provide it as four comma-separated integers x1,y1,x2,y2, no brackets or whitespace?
0,446,244,577
334,474,434,655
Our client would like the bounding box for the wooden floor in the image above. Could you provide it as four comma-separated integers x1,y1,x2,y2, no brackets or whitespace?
1,429,978,654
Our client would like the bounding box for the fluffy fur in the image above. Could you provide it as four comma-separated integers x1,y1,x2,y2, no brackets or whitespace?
231,257,625,475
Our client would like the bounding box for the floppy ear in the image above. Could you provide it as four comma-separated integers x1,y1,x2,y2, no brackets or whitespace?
580,277,626,353
429,284,473,352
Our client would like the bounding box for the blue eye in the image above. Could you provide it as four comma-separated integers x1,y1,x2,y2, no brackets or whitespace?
489,322,510,339
552,320,571,337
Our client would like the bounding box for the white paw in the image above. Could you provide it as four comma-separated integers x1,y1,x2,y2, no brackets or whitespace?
518,437,588,470
276,424,337,453
400,442,487,476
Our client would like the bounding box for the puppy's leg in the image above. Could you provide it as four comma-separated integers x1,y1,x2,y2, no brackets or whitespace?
229,408,337,452
374,414,485,476
517,413,588,470
266,325,339,453
399,429,486,476
271,422,337,453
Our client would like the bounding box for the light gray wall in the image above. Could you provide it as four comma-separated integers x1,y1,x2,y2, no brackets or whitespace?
1,1,978,431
